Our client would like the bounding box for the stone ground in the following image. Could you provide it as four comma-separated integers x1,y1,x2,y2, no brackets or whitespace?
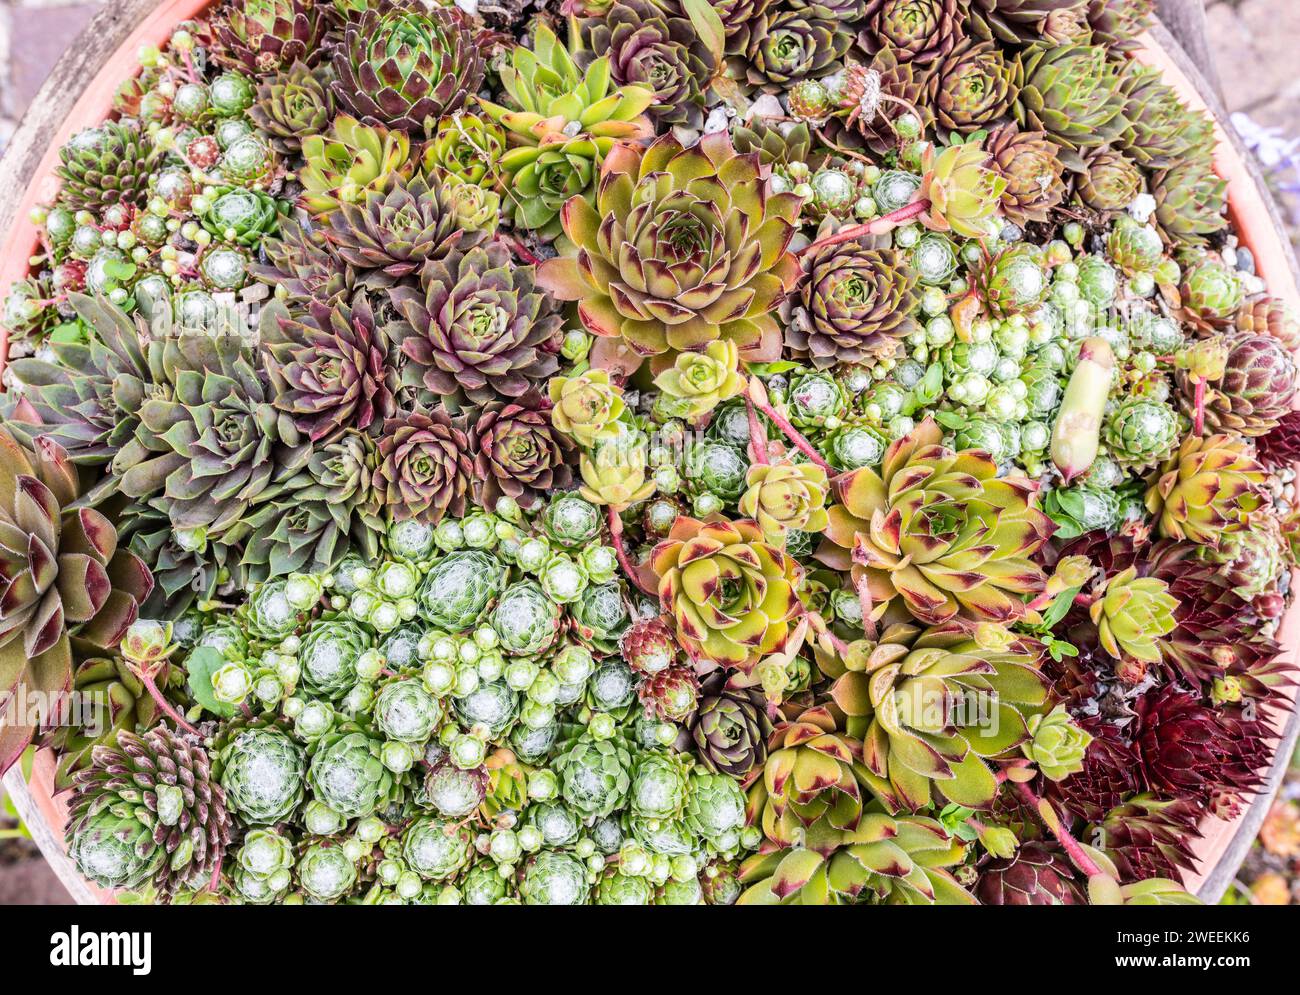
0,0,1295,904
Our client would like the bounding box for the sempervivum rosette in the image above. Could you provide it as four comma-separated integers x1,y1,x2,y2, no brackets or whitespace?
785,245,920,369
260,295,397,444
390,244,563,403
374,407,473,525
538,132,801,358
820,418,1055,625
331,0,484,136
468,392,576,510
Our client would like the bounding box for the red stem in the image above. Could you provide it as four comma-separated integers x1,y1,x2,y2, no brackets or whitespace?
855,575,878,642
607,507,656,598
798,199,931,257
744,395,770,466
747,390,834,474
142,673,199,736
1013,780,1103,878
1193,377,1206,436
501,234,543,266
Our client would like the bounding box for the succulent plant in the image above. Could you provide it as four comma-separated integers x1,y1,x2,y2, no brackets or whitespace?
539,132,800,358
1022,704,1093,781
206,0,326,74
260,295,397,445
468,392,575,510
1180,333,1297,437
858,0,965,65
1151,159,1228,247
1075,146,1142,214
252,216,357,304
741,6,852,89
0,429,153,772
1090,566,1178,663
917,141,1008,240
1145,433,1266,547
970,243,1051,318
66,727,231,899
308,729,395,818
419,550,506,630
374,407,473,526
652,341,747,420
651,516,802,673
1095,795,1202,884
739,463,831,542
298,115,414,216
985,125,1068,225
331,0,484,136
249,60,335,155
820,418,1054,625
1102,396,1180,472
547,370,627,447
1118,62,1208,169
389,244,562,403
56,122,162,213
827,620,1049,810
976,842,1086,905
926,38,1019,133
689,673,772,784
479,24,654,234
787,245,920,369
321,173,484,286
1013,43,1127,169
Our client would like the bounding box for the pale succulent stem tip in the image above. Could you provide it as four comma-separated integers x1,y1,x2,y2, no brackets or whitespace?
1013,780,1104,878
142,674,199,736
798,199,931,257
1193,377,1206,436
607,507,656,597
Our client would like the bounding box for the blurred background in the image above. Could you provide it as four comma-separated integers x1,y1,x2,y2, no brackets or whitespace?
0,0,1299,904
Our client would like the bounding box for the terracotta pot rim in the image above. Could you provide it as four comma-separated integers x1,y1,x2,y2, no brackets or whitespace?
0,10,1297,903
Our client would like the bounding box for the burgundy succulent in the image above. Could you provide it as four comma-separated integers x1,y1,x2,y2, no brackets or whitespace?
467,392,575,510
1255,409,1300,470
1096,795,1202,884
1045,719,1140,824
637,665,702,723
262,295,397,444
374,407,473,525
859,0,965,65
1132,685,1267,802
975,842,1086,905
389,244,562,404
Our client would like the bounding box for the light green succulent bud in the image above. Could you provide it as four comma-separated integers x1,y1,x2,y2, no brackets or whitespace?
506,659,541,692
1022,704,1094,781
419,550,507,630
420,761,487,818
402,818,472,882
684,773,746,844
298,844,357,902
283,573,325,611
462,512,498,549
490,829,522,863
552,644,595,686
629,753,690,823
295,700,335,741
449,733,487,770
382,740,416,773
375,679,443,743
388,518,437,562
342,682,374,715
211,661,253,705
300,800,342,845
422,660,457,697
542,493,603,549
539,553,588,604
368,599,402,633
531,800,580,846
527,769,559,802
519,699,556,729
579,544,618,584
433,517,465,551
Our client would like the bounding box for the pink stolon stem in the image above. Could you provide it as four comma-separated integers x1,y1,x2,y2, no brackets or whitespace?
1013,780,1104,878
1193,377,1206,436
607,507,656,598
746,380,834,473
798,199,932,257
142,673,199,736
744,395,770,466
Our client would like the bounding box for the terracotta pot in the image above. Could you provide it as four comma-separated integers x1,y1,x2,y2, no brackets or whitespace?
0,7,1297,904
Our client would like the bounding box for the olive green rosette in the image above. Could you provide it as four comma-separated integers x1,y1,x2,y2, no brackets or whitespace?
538,132,801,359
824,621,1050,811
650,516,802,674
820,418,1055,625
